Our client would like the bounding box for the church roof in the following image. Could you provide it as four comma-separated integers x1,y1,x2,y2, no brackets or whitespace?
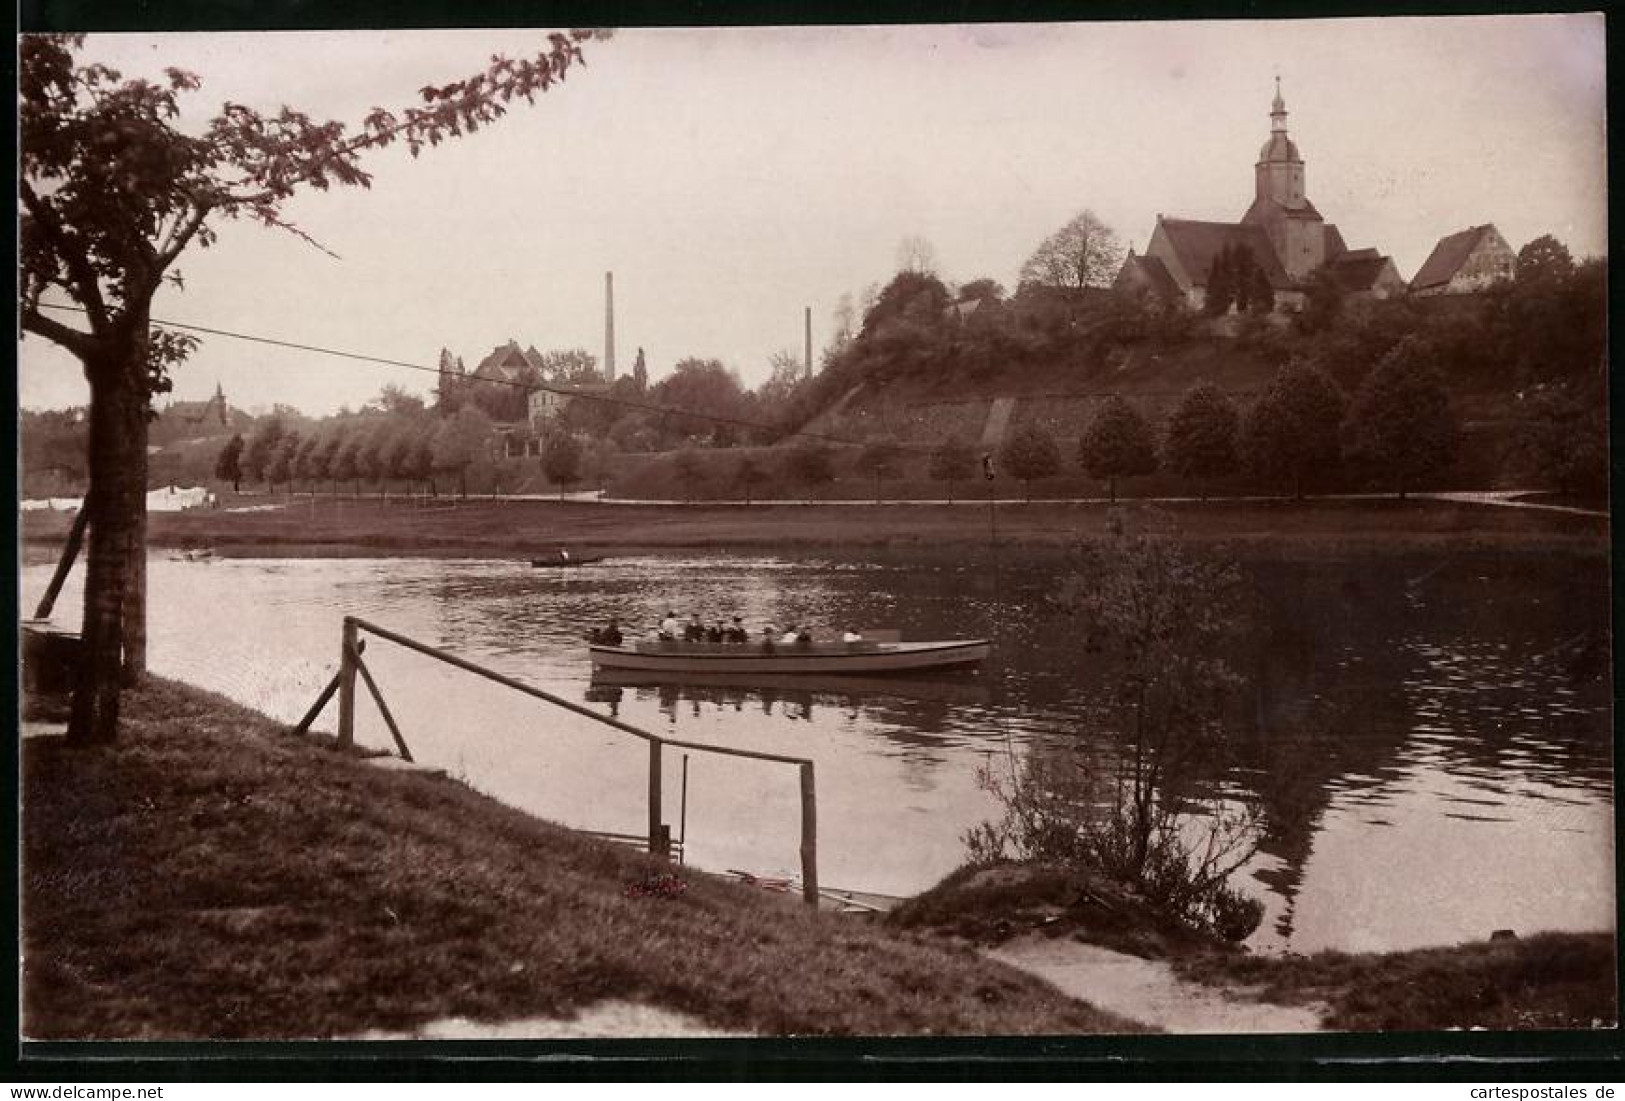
1156,218,1296,289
1257,132,1301,163
1327,249,1395,293
1322,223,1349,260
1411,225,1499,291
1117,254,1182,299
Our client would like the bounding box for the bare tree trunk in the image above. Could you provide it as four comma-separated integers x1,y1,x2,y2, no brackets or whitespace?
70,365,143,744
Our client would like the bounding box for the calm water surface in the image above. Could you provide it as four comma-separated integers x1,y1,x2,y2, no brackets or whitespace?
23,546,1613,953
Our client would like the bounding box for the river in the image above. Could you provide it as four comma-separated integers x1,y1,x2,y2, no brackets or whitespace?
22,544,1614,954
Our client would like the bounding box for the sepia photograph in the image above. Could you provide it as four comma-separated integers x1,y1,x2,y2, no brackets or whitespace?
16,12,1614,1055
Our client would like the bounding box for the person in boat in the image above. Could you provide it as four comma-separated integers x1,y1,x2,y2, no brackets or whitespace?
683,613,705,642
794,626,814,648
559,548,571,563
724,616,748,643
842,627,863,643
658,611,680,641
762,622,780,651
705,621,723,644
593,617,623,646
780,624,804,645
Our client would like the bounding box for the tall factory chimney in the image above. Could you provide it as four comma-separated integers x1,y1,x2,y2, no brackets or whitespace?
804,306,812,380
604,271,616,382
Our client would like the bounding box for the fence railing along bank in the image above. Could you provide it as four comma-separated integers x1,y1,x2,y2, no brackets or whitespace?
295,616,820,905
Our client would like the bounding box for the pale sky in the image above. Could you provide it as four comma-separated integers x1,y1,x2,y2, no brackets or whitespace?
18,15,1607,415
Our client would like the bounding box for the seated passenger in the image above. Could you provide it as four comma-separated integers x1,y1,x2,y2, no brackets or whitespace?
762,622,780,650
842,627,863,643
705,622,723,643
658,611,680,641
683,613,705,642
724,616,748,643
600,617,624,646
794,627,814,647
780,625,803,645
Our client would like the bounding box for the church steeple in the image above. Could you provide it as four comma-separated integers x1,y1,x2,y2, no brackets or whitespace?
1242,75,1325,281
1255,78,1306,208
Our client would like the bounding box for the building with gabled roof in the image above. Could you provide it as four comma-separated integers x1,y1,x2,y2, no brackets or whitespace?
1325,248,1408,299
1116,79,1403,314
1410,224,1515,296
471,339,549,384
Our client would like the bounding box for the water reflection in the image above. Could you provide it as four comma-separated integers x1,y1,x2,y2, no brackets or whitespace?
20,546,1613,953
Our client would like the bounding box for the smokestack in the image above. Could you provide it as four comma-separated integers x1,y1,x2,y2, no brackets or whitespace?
604,272,616,382
804,306,812,380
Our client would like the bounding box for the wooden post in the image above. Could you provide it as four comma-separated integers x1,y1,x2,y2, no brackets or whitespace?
799,762,818,907
293,671,343,736
648,737,666,858
33,504,90,621
354,652,414,762
338,617,358,749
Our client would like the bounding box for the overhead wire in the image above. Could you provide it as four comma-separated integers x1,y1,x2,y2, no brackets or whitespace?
33,300,887,451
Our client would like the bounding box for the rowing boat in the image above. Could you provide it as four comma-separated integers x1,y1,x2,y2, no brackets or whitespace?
530,553,606,568
588,637,990,675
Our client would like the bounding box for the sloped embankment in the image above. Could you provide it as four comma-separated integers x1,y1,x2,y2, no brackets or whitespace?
22,678,1144,1040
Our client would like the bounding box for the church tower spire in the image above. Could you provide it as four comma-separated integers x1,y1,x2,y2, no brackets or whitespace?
1242,76,1326,281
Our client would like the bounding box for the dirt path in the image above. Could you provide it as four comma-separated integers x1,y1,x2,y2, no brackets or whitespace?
989,936,1325,1034
352,1000,746,1040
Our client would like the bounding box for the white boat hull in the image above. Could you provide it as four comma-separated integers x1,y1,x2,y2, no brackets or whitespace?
588,639,990,675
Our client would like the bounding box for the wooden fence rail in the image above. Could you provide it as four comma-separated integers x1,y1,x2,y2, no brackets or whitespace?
309,615,820,906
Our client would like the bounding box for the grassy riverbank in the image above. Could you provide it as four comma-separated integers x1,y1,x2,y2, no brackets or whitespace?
21,677,1141,1040
21,495,1608,561
891,863,1617,1032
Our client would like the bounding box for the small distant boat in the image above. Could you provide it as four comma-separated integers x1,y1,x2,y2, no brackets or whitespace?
589,637,990,675
530,552,606,568
168,548,214,562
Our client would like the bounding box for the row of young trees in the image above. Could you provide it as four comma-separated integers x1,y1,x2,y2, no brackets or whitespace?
720,350,1451,505
993,350,1456,501
217,401,592,499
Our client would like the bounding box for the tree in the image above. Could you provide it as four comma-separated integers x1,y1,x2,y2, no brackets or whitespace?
732,454,767,504
1507,388,1607,497
1242,361,1347,499
20,32,607,744
314,430,344,495
896,234,938,275
998,423,1060,501
267,431,301,493
366,383,427,418
968,537,1263,942
213,433,244,493
671,447,706,503
1162,383,1240,499
432,404,494,498
332,432,364,497
927,436,975,503
957,278,1006,306
1203,247,1237,316
1516,234,1575,288
1078,397,1157,502
649,358,747,444
541,430,584,499
1018,209,1124,290
859,271,951,338
854,437,903,502
1346,338,1458,498
538,348,601,384
1297,266,1346,334
243,417,286,490
292,433,321,492
631,347,649,393
784,440,835,499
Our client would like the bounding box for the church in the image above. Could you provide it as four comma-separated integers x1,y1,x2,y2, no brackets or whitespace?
1115,81,1407,312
